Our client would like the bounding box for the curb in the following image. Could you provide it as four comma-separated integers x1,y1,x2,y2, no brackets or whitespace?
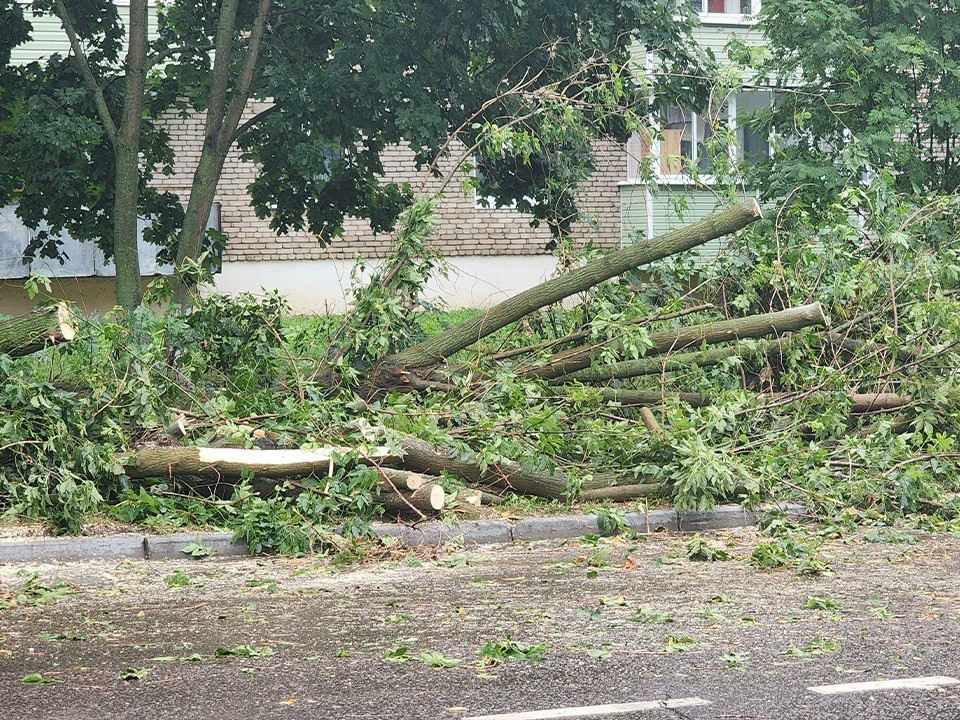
0,504,805,562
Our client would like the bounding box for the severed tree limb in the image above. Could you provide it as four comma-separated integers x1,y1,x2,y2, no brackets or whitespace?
529,303,826,381
367,201,762,387
377,483,446,515
124,445,396,479
562,388,911,414
484,302,715,364
391,434,580,498
0,303,76,357
555,343,763,384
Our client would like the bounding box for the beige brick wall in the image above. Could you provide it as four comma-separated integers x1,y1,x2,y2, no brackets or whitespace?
152,107,624,263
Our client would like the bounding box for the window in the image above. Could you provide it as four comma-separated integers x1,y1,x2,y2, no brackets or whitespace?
685,0,758,24
688,0,754,13
626,91,772,183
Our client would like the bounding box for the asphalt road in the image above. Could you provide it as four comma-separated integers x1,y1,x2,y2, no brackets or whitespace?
1,528,959,719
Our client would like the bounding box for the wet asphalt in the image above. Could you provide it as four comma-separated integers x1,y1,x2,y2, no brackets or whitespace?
1,528,959,719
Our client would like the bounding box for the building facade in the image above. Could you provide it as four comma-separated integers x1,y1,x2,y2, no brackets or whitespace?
0,2,763,314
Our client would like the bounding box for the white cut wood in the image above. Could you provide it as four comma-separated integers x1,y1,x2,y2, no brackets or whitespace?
195,447,336,465
463,697,711,720
126,445,395,479
808,676,960,696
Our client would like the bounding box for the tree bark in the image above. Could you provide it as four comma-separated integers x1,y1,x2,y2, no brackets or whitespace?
111,0,149,310
369,200,762,385
172,0,272,306
533,303,826,381
0,304,76,357
124,445,395,479
391,434,574,498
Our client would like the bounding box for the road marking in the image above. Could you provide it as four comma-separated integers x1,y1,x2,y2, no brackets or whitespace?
462,697,711,720
809,676,960,696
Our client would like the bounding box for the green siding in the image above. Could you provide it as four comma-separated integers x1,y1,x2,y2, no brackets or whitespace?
621,185,753,262
620,19,767,261
690,23,764,73
10,6,160,65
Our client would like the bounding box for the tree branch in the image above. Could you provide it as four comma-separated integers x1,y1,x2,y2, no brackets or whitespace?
234,102,278,140
219,0,273,155
53,0,118,144
203,0,240,144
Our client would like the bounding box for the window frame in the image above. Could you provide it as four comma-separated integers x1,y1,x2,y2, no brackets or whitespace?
684,0,760,26
625,91,773,186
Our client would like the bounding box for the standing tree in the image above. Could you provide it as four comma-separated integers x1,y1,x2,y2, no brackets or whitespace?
0,0,705,310
748,0,960,209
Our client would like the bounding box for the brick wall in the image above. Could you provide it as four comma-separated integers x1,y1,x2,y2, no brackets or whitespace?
152,107,624,263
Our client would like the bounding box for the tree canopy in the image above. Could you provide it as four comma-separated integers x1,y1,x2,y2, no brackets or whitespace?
750,0,960,207
0,0,705,307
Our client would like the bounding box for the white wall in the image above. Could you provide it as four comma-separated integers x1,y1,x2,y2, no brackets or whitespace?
212,255,561,314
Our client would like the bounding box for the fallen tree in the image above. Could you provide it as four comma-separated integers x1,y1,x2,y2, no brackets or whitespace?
0,303,76,357
124,446,396,479
365,200,762,390
19,195,954,542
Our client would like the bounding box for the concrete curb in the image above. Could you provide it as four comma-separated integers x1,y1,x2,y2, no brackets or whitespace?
0,504,805,561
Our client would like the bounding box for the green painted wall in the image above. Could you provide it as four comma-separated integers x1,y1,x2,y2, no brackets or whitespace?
10,5,159,65
621,185,754,261
621,18,766,258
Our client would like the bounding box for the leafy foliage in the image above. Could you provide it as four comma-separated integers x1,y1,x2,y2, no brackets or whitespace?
0,0,703,302
744,0,960,209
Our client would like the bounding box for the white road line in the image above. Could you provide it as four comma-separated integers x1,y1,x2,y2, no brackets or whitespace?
462,697,711,720
809,676,960,696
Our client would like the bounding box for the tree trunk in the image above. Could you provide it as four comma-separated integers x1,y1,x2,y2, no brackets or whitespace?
111,0,149,310
377,482,445,515
171,0,272,307
124,445,395,479
0,304,76,357
392,434,574,498
369,200,762,385
534,303,826,381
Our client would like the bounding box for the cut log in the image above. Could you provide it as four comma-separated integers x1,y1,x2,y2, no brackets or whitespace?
0,303,76,357
532,303,826,381
125,445,396,479
458,489,484,506
376,467,426,491
637,407,663,437
368,201,762,384
581,482,666,502
393,434,575,498
377,482,446,514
